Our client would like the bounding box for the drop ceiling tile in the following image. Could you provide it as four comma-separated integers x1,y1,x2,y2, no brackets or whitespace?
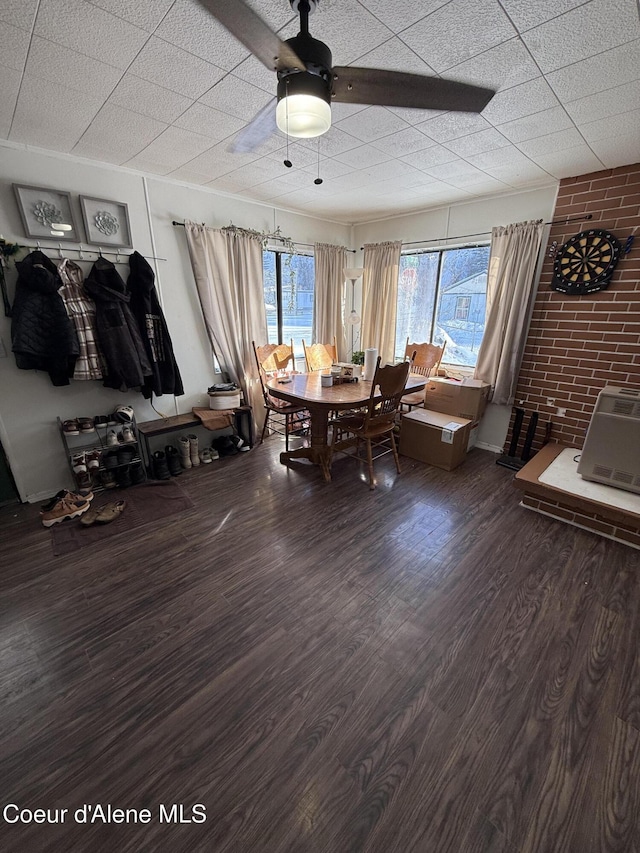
446,38,540,92
198,75,272,121
334,145,392,169
400,0,516,73
565,80,640,125
0,0,38,31
498,0,588,32
416,112,491,143
521,0,640,74
482,77,561,125
386,105,446,125
129,37,226,99
516,127,586,157
154,0,249,70
25,36,122,99
173,102,245,143
362,0,448,33
34,0,148,69
72,102,168,163
400,144,458,170
354,36,437,75
244,0,296,32
422,160,490,183
297,126,362,158
180,143,256,180
529,144,604,178
443,128,511,157
334,106,409,143
497,106,575,143
589,131,640,168
0,66,21,138
0,21,30,71
300,158,353,180
108,74,193,123
473,158,551,185
371,126,434,156
10,75,104,151
165,166,212,185
87,0,174,31
579,108,640,143
230,56,277,94
546,38,640,102
125,126,214,173
331,102,368,122
468,145,535,171
295,0,391,67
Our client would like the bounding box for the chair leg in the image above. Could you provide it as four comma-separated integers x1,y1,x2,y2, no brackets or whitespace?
366,438,375,490
390,430,401,474
260,411,271,444
284,413,290,451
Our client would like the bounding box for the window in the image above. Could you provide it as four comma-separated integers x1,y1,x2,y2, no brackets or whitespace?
395,244,490,367
262,250,315,358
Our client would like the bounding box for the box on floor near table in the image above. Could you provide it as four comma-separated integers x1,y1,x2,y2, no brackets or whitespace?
424,377,490,423
399,409,472,471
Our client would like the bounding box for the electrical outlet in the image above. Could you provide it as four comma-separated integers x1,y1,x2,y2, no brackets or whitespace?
556,407,567,417
546,398,555,407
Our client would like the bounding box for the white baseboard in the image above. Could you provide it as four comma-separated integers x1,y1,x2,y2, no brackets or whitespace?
476,441,502,453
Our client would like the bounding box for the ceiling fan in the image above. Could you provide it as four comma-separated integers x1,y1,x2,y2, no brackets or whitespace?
198,0,496,152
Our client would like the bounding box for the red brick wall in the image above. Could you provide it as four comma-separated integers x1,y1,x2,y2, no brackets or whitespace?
506,162,640,454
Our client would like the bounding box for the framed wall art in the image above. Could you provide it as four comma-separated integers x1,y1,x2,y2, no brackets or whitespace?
80,196,132,249
13,184,80,241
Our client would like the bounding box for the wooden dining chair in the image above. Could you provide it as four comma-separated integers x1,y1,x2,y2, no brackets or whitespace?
401,339,446,411
329,357,410,490
253,340,309,450
302,336,337,372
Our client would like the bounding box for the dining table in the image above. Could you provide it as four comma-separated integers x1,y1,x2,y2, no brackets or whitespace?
266,370,428,482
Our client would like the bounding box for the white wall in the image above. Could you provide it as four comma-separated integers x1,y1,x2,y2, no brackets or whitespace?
0,143,350,501
352,185,559,451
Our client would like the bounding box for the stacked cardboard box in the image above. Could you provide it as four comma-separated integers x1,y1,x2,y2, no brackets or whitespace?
399,410,472,471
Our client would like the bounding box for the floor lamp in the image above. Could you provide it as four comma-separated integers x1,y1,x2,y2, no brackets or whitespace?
344,267,364,359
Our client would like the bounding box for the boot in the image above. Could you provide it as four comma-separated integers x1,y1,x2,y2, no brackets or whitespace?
188,433,200,466
165,445,182,476
178,435,192,469
152,451,171,480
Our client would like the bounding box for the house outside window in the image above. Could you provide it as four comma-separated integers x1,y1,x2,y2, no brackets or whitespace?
395,245,490,367
262,251,315,358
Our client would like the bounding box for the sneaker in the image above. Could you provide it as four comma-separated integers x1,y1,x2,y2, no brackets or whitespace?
122,425,136,443
106,429,119,446
116,465,132,488
129,461,146,485
165,445,182,476
230,434,250,452
78,417,95,433
117,446,136,466
41,495,91,527
71,452,87,474
86,449,101,470
152,451,171,480
94,415,109,429
107,413,118,426
100,470,117,489
63,419,80,436
115,405,134,423
209,447,220,461
75,470,92,490
40,488,93,513
199,448,214,464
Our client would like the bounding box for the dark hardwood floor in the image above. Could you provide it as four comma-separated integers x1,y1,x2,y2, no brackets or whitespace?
1,439,639,852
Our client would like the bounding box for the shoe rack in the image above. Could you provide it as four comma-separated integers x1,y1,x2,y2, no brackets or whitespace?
57,416,146,492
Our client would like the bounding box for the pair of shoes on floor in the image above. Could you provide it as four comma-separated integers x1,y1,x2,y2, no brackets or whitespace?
40,490,94,527
80,499,126,527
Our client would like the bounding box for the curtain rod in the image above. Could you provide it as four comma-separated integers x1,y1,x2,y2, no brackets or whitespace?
360,213,594,250
171,221,355,252
16,242,166,262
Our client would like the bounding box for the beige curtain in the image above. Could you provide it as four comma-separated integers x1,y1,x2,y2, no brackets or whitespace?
361,240,402,365
184,221,268,431
474,219,545,406
313,243,347,360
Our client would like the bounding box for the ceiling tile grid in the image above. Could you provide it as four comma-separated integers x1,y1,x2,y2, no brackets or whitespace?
0,0,638,224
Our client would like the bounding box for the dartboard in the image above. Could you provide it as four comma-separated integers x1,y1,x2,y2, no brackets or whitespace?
552,229,621,295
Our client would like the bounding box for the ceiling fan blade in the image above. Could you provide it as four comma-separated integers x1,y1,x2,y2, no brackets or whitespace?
197,0,305,72
228,97,278,153
331,67,495,113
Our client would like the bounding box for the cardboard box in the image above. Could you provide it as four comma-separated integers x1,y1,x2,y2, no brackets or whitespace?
424,377,491,423
400,409,472,471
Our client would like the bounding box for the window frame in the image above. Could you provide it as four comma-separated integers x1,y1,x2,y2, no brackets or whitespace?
262,247,315,359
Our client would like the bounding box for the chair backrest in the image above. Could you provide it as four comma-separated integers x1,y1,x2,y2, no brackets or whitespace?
302,337,337,372
253,340,295,401
404,339,446,377
362,358,411,431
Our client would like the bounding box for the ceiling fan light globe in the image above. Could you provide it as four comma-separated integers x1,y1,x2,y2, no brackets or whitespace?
276,94,331,138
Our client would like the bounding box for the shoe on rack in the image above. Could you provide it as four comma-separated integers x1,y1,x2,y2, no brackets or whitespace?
129,461,146,485
106,429,119,447
41,494,91,527
122,425,136,443
116,465,132,488
94,415,108,429
152,451,171,480
114,405,134,423
165,445,182,476
103,451,119,470
117,446,136,466
107,413,118,426
62,419,80,436
78,417,95,433
86,449,101,470
178,435,192,469
100,470,117,489
71,451,87,474
188,433,200,466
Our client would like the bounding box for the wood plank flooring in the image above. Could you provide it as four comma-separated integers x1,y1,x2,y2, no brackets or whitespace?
1,440,639,852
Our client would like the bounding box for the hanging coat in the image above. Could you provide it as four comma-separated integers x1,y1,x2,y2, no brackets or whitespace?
57,258,107,381
127,251,184,399
84,257,152,391
11,251,79,386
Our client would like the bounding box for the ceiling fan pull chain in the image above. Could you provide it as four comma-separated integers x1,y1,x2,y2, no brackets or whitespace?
283,79,293,167
314,137,323,185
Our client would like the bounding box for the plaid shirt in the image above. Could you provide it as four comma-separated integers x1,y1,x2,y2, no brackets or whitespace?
57,259,107,381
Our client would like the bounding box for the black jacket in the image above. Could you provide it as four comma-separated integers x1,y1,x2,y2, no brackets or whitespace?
11,251,79,386
84,258,152,391
127,252,184,400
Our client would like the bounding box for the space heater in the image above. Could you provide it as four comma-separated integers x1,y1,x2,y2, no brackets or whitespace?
577,386,640,495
